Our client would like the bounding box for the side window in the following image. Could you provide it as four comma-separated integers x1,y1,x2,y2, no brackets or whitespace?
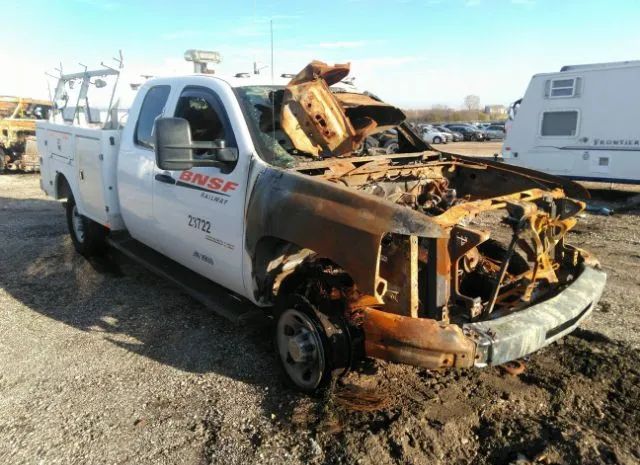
541,110,578,136
545,77,581,98
174,89,235,157
135,85,171,148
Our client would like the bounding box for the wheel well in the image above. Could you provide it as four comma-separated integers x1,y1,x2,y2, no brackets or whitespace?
252,236,355,305
55,174,71,200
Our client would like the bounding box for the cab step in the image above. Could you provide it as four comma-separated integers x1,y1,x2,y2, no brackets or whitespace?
106,233,268,326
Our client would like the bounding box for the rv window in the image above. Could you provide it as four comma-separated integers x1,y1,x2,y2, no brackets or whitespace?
541,110,578,136
550,78,576,98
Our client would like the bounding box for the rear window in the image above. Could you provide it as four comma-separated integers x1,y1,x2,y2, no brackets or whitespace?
135,85,171,148
541,110,578,136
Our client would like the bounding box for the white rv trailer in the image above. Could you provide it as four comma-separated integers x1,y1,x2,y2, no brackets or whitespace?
502,60,640,187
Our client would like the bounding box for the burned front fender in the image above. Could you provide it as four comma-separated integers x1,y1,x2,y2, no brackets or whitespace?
245,167,446,301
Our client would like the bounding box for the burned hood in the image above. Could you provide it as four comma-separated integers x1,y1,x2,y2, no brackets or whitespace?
280,61,406,157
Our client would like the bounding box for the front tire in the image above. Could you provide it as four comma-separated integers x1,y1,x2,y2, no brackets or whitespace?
66,194,107,257
275,294,350,393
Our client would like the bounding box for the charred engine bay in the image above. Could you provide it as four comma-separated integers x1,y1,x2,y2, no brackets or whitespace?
297,155,589,324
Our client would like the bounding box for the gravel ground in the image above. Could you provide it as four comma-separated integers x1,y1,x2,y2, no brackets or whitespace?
1,174,639,465
441,141,503,157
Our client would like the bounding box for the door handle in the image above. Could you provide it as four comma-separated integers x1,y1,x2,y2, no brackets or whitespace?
154,173,176,185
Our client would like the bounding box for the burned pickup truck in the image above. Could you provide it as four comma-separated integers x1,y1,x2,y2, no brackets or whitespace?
38,60,606,392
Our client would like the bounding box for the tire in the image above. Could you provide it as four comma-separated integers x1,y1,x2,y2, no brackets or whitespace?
66,194,107,257
275,294,351,393
364,136,379,151
383,139,399,154
433,136,442,144
0,148,5,173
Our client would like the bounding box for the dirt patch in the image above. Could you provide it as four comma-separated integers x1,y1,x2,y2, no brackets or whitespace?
276,329,639,465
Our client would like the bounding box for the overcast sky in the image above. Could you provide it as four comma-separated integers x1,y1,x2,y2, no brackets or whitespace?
1,0,639,109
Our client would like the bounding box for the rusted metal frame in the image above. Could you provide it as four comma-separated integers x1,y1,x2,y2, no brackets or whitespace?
324,164,447,183
449,226,490,319
361,307,476,369
483,230,521,317
425,237,452,322
433,188,566,228
292,151,445,172
408,235,420,318
378,234,420,317
442,153,590,199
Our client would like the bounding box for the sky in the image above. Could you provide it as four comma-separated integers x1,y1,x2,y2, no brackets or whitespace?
1,0,639,109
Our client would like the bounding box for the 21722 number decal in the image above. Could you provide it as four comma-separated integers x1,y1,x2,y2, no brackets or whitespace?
188,215,211,233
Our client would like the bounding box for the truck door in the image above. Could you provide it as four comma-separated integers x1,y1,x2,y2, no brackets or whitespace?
152,85,248,296
117,84,171,251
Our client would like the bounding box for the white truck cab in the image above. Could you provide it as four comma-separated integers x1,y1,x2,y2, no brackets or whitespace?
40,74,268,300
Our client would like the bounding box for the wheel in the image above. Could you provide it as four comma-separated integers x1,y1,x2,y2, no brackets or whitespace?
66,194,107,257
433,136,442,144
275,294,350,393
363,136,379,152
0,148,5,172
383,139,399,154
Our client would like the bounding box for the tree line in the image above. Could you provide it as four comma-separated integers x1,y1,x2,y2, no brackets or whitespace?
403,95,507,123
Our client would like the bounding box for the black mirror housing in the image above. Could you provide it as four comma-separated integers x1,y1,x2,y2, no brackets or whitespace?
155,117,194,171
154,117,239,171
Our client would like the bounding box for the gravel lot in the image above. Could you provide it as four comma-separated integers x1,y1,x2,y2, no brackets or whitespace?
1,174,639,465
441,141,503,157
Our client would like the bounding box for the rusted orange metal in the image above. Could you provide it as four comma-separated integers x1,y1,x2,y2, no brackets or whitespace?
361,307,476,369
281,61,405,157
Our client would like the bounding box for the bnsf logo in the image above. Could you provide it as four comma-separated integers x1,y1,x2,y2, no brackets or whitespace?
178,171,238,194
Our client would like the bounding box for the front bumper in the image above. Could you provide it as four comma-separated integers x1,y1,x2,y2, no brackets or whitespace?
464,265,607,366
361,265,606,370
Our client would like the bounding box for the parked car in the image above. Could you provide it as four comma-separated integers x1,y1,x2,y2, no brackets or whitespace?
484,124,506,140
435,125,463,142
370,129,400,153
421,126,448,144
444,124,485,141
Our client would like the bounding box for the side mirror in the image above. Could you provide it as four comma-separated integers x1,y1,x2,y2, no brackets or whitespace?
154,117,239,171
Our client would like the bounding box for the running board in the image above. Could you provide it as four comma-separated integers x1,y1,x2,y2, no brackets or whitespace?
107,233,267,325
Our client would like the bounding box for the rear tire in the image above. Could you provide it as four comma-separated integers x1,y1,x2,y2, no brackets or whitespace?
433,136,442,144
66,194,107,257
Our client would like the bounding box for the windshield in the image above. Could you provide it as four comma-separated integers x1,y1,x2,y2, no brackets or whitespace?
235,85,310,168
235,85,421,168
